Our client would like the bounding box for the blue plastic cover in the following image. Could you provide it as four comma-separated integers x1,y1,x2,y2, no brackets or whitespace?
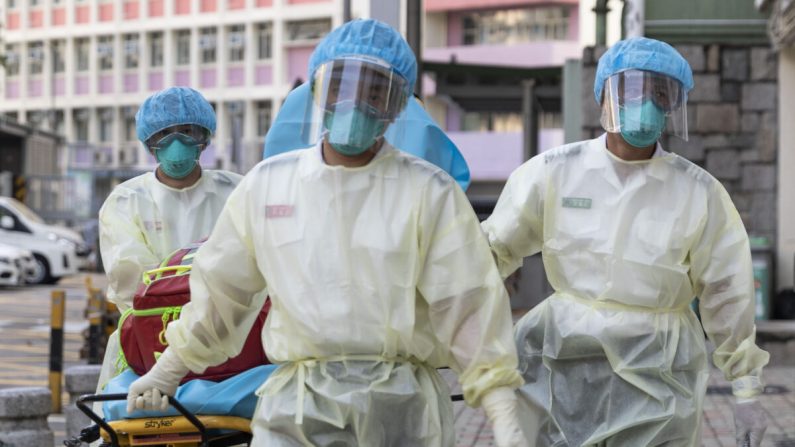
263,82,471,190
102,364,277,421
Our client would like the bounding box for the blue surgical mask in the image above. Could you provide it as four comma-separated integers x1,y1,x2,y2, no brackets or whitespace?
155,139,201,179
619,100,667,148
323,106,386,156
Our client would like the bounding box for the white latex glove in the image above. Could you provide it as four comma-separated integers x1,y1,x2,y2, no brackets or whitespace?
126,349,190,414
734,397,767,447
482,387,529,447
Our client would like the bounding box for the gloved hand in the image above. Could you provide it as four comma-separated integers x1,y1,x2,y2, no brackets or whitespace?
734,397,767,447
482,387,529,447
126,349,190,414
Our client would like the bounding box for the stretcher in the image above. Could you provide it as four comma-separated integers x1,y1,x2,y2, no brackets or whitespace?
65,366,465,447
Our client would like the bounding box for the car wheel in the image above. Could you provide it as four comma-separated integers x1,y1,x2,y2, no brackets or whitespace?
28,254,52,285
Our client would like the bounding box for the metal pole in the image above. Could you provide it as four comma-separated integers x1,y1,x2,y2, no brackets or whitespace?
593,0,610,46
406,0,423,98
343,0,351,22
49,290,66,413
522,80,537,161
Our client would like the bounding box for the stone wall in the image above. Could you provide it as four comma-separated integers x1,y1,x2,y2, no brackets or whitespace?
581,44,779,243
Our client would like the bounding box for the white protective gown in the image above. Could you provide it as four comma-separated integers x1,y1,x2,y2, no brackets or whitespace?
482,135,769,446
95,169,242,401
163,142,523,446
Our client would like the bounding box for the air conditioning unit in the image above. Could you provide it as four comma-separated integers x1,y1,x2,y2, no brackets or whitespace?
28,47,44,60
124,40,138,54
119,145,139,166
199,35,216,49
97,43,114,56
93,150,112,165
228,33,245,48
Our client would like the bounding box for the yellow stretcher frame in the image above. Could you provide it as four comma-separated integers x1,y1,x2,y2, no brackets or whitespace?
75,393,253,447
101,415,252,446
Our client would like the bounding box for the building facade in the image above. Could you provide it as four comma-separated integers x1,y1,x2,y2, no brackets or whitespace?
1,0,340,180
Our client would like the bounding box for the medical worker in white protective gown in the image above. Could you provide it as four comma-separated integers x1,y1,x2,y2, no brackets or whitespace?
96,87,241,399
482,37,770,447
124,19,528,447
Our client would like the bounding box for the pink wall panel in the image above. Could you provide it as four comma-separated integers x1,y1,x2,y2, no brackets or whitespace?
287,0,329,3
287,46,313,85
256,0,273,6
200,68,217,88
75,5,90,23
426,0,577,12
54,77,66,96
175,0,191,14
447,12,463,46
28,79,43,97
51,7,66,25
29,10,43,28
6,12,20,30
255,65,272,85
124,73,139,92
5,80,20,99
226,66,244,86
99,3,114,21
148,0,164,17
99,74,114,94
228,0,245,9
200,0,217,12
124,1,140,19
174,69,191,86
75,76,90,95
148,72,164,91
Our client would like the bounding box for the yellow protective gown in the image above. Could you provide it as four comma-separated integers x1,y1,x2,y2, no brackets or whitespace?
94,169,241,411
164,142,522,446
482,135,769,447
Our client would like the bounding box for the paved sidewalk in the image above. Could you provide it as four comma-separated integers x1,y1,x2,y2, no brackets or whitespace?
450,366,795,447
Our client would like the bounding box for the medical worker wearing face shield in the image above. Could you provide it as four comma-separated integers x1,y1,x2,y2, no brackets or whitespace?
124,19,527,447
95,87,242,403
482,37,770,446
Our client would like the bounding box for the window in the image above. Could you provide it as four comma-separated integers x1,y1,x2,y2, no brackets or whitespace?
462,111,523,132
257,23,272,60
6,0,17,9
4,112,18,122
462,6,569,45
52,40,65,73
51,110,65,135
98,108,113,142
176,30,191,66
75,38,90,72
199,28,217,64
73,109,89,142
285,19,331,42
4,45,20,76
227,25,245,63
28,42,44,75
122,107,137,141
98,36,114,71
123,34,139,69
26,111,44,128
31,0,40,5
256,101,272,137
149,32,164,67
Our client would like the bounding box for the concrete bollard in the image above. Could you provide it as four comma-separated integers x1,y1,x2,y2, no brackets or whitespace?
64,365,102,439
0,387,54,447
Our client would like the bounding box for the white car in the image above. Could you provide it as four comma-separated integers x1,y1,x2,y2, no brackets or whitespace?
0,243,37,284
0,243,24,286
0,197,89,284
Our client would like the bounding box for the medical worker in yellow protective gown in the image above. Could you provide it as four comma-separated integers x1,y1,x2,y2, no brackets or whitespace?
482,37,770,447
95,87,241,404
124,19,527,447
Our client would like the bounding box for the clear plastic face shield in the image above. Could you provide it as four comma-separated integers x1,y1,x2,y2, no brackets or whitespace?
306,56,410,156
600,69,688,148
